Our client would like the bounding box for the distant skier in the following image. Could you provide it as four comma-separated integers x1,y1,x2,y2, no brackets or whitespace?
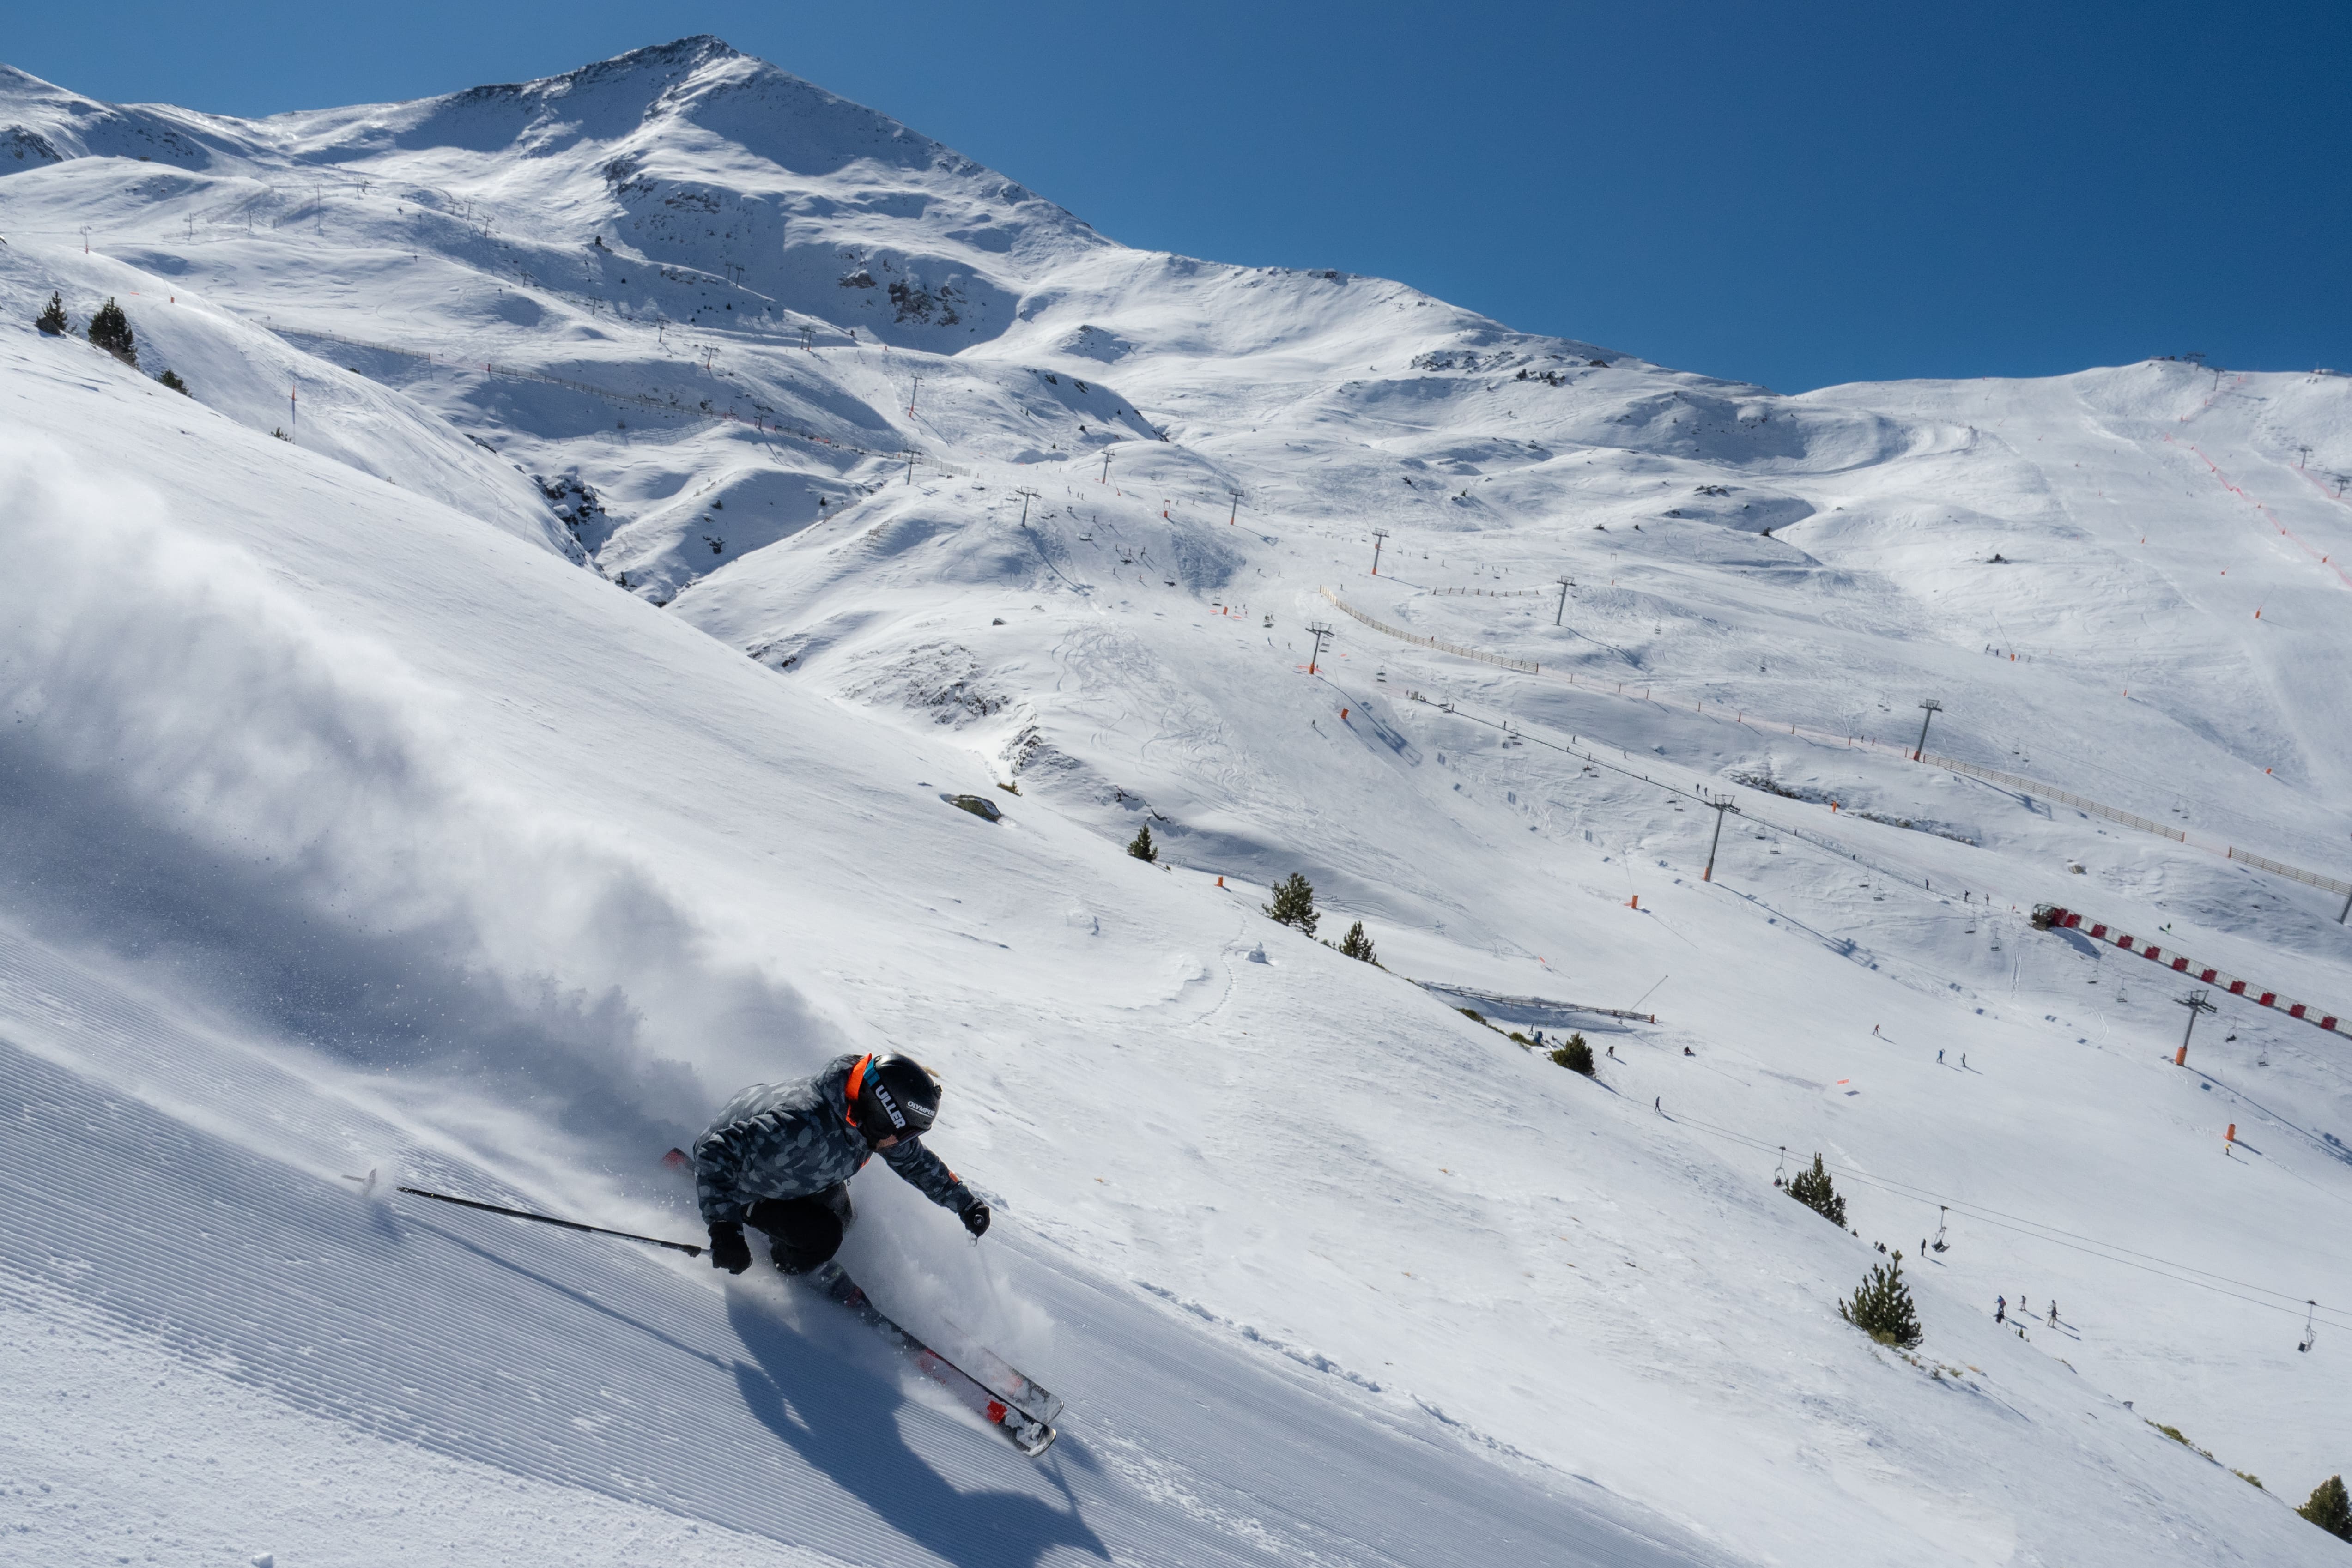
1995,1296,2006,1324
1937,1049,1945,1063
2048,1300,2059,1326
693,1053,990,1276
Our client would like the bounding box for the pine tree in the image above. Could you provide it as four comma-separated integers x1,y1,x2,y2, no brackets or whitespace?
87,297,137,364
2301,1476,2352,1540
1126,823,1157,862
1549,1033,1595,1075
36,292,68,336
1787,1154,1847,1226
1840,1256,1923,1348
157,369,190,395
1336,920,1376,963
1263,872,1318,937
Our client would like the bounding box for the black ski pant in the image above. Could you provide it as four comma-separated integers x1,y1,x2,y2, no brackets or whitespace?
746,1182,853,1275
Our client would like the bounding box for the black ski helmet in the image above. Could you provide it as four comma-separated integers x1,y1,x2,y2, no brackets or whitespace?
852,1053,940,1144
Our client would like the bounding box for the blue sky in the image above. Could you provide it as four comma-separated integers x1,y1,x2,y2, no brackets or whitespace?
10,1,2346,392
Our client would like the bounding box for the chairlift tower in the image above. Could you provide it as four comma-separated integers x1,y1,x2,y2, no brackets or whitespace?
1227,490,1244,525
1013,486,1042,527
2173,987,2217,1065
1305,621,1336,675
1912,698,1943,761
1555,576,1575,626
1370,529,1390,575
1698,790,1740,883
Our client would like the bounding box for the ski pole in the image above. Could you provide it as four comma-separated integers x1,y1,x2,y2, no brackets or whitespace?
395,1185,704,1256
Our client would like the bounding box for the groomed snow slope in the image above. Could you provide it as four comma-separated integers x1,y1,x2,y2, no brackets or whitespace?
3,38,2351,1567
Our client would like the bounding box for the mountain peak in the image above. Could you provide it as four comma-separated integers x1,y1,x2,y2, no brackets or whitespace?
429,34,747,118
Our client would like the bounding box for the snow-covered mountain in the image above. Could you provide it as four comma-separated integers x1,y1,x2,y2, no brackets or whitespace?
4,37,2351,1566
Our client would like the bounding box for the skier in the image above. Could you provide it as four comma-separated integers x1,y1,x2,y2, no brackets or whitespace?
1995,1296,2006,1324
1937,1048,1945,1063
2048,1300,2059,1326
693,1053,990,1277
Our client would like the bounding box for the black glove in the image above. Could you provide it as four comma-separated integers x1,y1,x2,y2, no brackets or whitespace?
961,1201,991,1239
708,1222,752,1274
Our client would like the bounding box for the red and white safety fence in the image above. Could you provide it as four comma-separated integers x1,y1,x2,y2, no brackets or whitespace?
2032,905,2344,1035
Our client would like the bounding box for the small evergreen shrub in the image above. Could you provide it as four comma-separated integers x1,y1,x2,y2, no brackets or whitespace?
1787,1154,1847,1226
1264,872,1318,937
1126,824,1157,862
157,369,190,395
2301,1475,2352,1540
272,426,293,442
1336,920,1376,963
1457,1007,1485,1024
1550,1033,1595,1075
36,292,68,335
1839,1256,1922,1349
87,297,136,364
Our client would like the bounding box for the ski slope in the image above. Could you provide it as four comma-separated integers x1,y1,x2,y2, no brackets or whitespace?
3,37,2351,1566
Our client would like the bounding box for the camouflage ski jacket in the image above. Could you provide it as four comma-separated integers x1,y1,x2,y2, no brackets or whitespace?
692,1053,975,1227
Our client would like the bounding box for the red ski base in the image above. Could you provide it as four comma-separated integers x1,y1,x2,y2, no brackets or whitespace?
806,1261,1059,1457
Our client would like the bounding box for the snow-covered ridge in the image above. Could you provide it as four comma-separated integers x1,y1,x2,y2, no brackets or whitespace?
3,37,2351,1568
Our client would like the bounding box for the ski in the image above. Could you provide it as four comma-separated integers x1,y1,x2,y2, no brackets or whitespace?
805,1260,1059,1457
940,1323,1065,1426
